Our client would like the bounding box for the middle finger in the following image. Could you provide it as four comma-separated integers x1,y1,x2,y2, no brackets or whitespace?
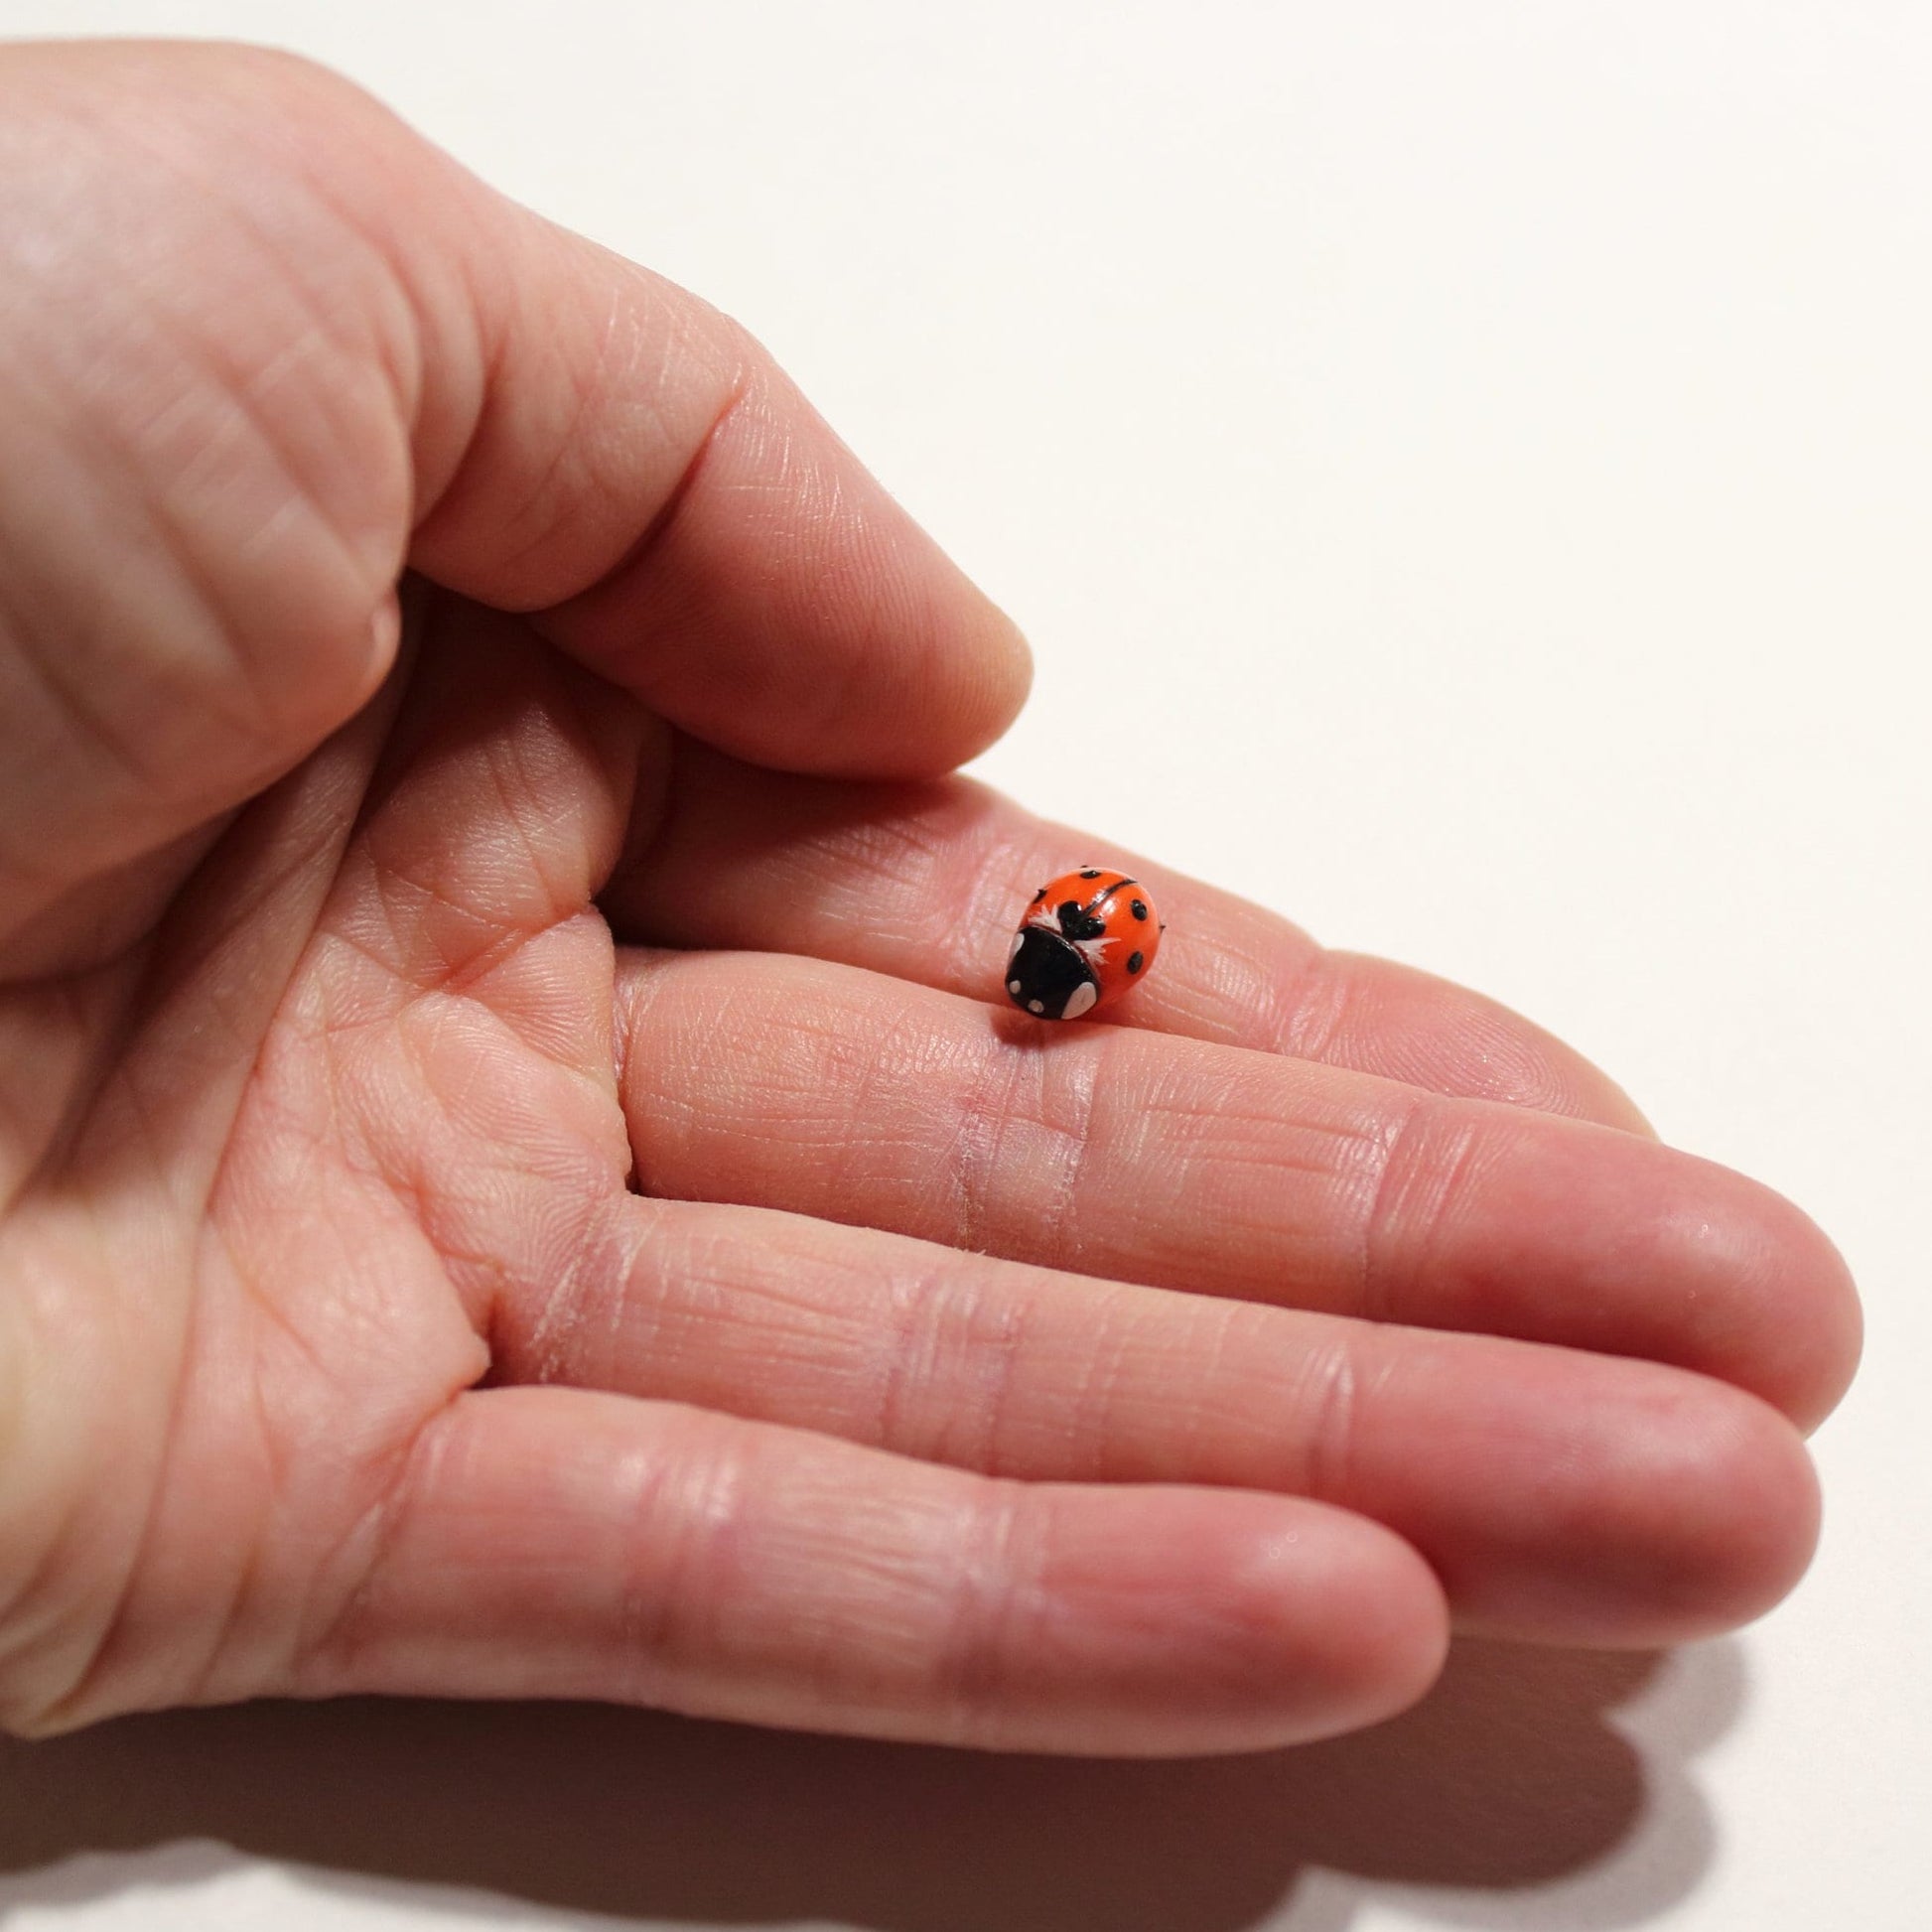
613,946,1857,1429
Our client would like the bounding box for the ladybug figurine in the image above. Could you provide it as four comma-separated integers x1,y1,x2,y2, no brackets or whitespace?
1005,867,1163,1020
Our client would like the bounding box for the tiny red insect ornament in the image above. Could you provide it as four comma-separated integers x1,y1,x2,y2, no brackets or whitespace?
1005,867,1163,1020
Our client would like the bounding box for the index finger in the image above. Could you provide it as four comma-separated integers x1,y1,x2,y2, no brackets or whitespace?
601,739,1654,1132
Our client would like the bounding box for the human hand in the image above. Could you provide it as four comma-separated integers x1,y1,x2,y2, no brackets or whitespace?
0,41,1859,1756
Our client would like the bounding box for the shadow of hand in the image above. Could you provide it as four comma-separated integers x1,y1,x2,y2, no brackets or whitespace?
0,1637,1743,1931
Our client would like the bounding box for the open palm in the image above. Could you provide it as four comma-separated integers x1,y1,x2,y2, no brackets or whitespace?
0,43,1858,1757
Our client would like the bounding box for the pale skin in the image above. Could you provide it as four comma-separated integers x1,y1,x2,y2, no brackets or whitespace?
0,40,1860,1757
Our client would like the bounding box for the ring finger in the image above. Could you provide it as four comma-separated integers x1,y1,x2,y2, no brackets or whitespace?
490,1190,1821,1649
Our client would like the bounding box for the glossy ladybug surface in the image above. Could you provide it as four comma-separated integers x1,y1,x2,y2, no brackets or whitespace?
1005,867,1163,1020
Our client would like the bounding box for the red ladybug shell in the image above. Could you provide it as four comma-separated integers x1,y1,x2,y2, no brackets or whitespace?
1006,867,1163,1020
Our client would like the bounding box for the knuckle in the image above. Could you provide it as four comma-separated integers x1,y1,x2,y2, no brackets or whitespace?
1294,1327,1371,1503
926,1477,1034,1741
876,1257,1033,1472
1359,1095,1476,1325
612,1409,752,1701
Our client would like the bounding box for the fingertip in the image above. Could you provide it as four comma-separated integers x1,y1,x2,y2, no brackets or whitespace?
939,593,1034,773
1532,1376,1825,1649
531,363,1035,782
1384,1106,1863,1430
1723,1181,1863,1436
1687,1383,1825,1637
1632,1154,1863,1433
1238,1500,1452,1742
1030,1487,1449,1755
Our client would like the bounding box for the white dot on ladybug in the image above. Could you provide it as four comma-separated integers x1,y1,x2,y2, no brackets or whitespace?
1028,1000,1043,1014
1008,979,1022,995
1009,931,1024,958
1062,982,1098,1019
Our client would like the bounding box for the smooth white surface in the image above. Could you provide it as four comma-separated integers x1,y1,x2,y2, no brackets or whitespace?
0,3,1925,1927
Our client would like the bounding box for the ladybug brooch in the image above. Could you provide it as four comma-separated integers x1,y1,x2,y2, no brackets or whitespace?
1005,867,1163,1020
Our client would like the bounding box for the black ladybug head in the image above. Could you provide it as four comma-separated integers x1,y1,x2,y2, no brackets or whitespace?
1006,926,1100,1020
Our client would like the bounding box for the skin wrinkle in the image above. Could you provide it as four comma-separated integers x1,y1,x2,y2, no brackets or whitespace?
620,968,724,1190
1264,951,1357,1065
1295,1326,1367,1509
616,1409,749,1710
481,276,746,605
942,1020,1031,1256
954,1267,1035,1476
182,1240,292,1708
294,1381,463,1694
458,922,619,1115
874,1253,1034,1476
356,846,535,994
933,1474,1030,1748
480,726,575,922
0,492,391,987
1361,1098,1485,1330
873,1251,950,1468
0,132,411,865
594,1205,683,1388
824,987,922,1221
1026,1027,1109,1275
126,790,332,1009
0,560,172,805
370,993,614,1348
710,437,877,748
0,960,147,1215
1100,1059,1370,1297
129,292,402,650
1038,1283,1113,1473
36,49,419,461
18,1211,204,1731
533,350,752,622
479,1165,621,1379
474,268,639,584
1150,1293,1250,1480
601,1201,744,1391
100,54,455,496
89,725,396,1230
182,312,402,604
1049,1280,1144,1476
1081,1283,1151,1460
272,660,638,1416
609,755,1651,1132
655,1227,814,1401
27,281,390,764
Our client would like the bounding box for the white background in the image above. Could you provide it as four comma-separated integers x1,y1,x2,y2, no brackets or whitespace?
0,3,1927,1927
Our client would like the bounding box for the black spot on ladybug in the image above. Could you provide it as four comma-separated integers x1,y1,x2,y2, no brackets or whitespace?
1057,899,1107,941
1078,868,1102,879
1031,888,1045,903
1130,898,1148,920
1127,950,1144,974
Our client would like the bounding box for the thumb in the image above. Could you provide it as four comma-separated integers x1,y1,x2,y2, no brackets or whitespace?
0,40,1030,968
